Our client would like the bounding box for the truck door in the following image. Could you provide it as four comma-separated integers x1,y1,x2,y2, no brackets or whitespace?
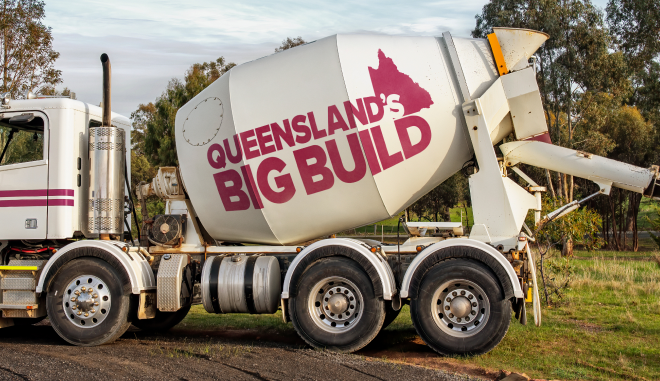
0,111,49,239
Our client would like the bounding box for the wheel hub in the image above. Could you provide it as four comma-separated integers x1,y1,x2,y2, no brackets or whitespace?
327,294,348,315
308,276,364,333
62,275,111,329
431,279,490,337
449,296,471,318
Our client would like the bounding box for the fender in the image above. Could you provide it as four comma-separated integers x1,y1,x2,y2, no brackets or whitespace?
36,241,156,294
281,238,396,300
400,239,523,299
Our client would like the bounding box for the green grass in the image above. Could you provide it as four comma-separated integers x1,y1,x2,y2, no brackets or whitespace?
178,256,660,380
179,306,290,332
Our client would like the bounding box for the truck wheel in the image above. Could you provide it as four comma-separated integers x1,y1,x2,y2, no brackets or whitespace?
46,257,132,346
410,259,510,356
289,257,385,352
381,300,402,330
133,305,191,332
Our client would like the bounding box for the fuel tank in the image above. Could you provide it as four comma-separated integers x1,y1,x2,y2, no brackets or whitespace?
175,33,504,245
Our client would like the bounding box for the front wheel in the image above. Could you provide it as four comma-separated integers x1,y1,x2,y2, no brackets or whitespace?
410,259,511,356
46,257,133,346
289,257,385,352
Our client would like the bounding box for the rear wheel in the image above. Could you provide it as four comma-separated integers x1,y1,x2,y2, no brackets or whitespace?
46,257,132,346
289,257,384,352
133,305,191,332
410,259,511,356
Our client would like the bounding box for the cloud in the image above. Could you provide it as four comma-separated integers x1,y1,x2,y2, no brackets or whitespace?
47,0,603,118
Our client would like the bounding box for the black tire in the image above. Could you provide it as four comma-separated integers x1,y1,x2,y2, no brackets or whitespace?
410,259,511,356
133,304,191,332
381,300,402,330
289,257,385,352
46,257,132,346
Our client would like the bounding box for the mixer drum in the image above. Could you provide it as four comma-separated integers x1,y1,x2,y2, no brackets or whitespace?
176,34,501,245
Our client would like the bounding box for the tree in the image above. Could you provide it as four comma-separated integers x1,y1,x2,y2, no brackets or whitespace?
473,0,628,204
0,0,61,98
606,0,660,73
410,173,467,222
275,37,305,52
134,57,235,167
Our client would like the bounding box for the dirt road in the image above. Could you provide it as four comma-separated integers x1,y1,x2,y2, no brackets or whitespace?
0,321,481,381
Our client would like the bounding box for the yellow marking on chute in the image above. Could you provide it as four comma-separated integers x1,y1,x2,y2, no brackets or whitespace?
487,33,508,76
0,266,39,271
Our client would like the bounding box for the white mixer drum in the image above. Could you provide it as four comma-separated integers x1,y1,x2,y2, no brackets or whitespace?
175,33,500,244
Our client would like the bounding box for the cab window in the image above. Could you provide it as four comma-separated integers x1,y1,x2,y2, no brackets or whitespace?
0,113,44,166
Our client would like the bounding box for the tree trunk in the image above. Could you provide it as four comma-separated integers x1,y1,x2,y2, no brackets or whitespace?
561,236,574,257
609,193,620,251
545,169,556,199
620,190,625,250
631,193,641,252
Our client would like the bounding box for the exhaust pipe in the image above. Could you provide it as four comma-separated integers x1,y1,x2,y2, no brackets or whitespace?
101,53,111,127
87,53,125,239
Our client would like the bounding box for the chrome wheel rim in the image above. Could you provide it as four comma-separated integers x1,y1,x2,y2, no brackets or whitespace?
431,279,490,337
62,275,111,329
308,276,364,333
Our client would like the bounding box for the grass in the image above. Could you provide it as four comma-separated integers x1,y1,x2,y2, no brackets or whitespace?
179,307,289,332
177,255,660,380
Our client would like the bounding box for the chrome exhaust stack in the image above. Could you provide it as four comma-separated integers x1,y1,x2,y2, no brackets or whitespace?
87,53,126,238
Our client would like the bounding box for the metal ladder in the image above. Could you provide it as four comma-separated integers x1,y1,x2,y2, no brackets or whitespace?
0,259,47,320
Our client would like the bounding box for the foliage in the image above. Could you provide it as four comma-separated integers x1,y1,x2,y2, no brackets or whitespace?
132,57,236,167
606,0,660,72
473,0,629,205
409,172,468,222
532,195,603,253
0,126,42,165
39,86,75,99
0,0,61,98
132,37,306,168
274,37,305,52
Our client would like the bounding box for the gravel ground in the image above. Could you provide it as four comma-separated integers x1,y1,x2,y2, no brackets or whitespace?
0,322,482,381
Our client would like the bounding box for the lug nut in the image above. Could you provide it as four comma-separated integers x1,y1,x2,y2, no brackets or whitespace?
90,309,96,314
77,311,82,316
72,306,77,310
446,297,451,302
448,313,454,318
452,291,457,297
92,293,98,298
88,288,93,294
468,295,473,300
71,297,77,302
94,302,99,306
81,287,86,292
74,290,80,295
472,302,477,307
457,317,462,322
465,316,470,322
471,311,476,315
460,291,465,296
84,313,89,317
444,306,450,310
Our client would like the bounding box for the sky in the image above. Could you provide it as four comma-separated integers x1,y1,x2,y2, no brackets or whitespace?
44,0,610,119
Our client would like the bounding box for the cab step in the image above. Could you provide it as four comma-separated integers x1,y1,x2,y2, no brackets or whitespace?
0,260,47,319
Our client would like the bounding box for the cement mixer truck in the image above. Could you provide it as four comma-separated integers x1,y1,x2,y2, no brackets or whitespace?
0,28,657,355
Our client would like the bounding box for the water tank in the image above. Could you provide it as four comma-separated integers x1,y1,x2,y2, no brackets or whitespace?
175,33,503,245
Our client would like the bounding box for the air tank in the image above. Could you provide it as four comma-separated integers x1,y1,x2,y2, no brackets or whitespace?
175,33,513,245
